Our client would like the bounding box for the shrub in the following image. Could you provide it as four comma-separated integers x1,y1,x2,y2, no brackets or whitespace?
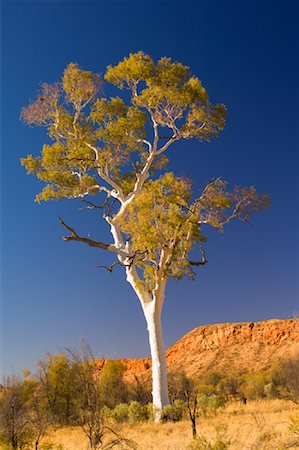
128,376,151,405
197,393,210,417
112,403,129,423
271,354,299,403
188,425,230,450
100,405,111,420
188,435,229,450
208,394,227,414
162,400,185,422
128,401,149,423
239,372,270,400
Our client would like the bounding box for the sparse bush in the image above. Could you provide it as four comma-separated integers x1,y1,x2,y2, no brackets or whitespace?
161,400,185,422
208,394,227,415
199,371,222,388
168,372,196,403
197,393,210,417
0,377,33,449
188,426,230,450
128,376,151,405
271,354,299,403
218,372,245,399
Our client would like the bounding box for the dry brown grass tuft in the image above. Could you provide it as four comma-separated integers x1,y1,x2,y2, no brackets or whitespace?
38,399,299,450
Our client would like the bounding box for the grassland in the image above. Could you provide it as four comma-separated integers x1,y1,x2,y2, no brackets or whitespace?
38,399,299,450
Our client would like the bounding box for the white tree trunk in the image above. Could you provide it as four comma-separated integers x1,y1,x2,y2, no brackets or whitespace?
125,267,170,421
143,298,170,421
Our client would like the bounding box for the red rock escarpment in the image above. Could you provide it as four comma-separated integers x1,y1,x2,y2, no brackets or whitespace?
98,319,299,382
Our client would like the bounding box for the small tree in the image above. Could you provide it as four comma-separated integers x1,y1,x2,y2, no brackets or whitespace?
22,378,51,450
99,361,128,408
66,341,136,450
37,353,78,425
21,52,269,421
168,372,198,436
0,377,32,449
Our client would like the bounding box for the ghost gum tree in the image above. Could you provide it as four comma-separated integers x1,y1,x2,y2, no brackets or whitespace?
21,52,269,421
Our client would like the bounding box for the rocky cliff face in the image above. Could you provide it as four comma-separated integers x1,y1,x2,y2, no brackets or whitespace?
98,319,299,382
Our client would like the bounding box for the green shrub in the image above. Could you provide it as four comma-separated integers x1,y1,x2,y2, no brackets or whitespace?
239,372,270,400
128,401,149,423
111,403,129,423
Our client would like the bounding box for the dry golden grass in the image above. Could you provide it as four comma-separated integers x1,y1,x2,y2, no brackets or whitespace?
39,400,299,450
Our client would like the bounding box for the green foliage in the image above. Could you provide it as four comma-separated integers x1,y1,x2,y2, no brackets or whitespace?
21,53,228,204
239,372,270,400
128,401,149,423
99,361,128,408
196,393,227,417
37,354,78,425
111,403,129,423
118,172,203,288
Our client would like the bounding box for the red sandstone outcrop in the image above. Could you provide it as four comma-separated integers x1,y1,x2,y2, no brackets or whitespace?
98,319,299,382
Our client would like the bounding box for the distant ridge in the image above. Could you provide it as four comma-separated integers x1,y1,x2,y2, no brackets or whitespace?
97,319,299,381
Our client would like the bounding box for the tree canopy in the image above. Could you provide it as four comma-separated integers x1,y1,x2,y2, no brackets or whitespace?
21,52,269,290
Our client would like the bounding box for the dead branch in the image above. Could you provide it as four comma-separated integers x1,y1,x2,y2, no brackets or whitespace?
80,196,110,210
58,216,129,257
189,246,207,266
94,261,129,273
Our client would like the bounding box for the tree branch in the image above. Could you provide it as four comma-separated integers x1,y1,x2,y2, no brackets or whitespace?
83,141,125,201
58,216,129,257
156,134,180,155
189,246,207,266
95,261,129,273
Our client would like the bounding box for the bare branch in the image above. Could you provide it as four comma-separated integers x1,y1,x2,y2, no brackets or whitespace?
80,197,111,211
94,261,129,273
189,246,207,266
58,216,129,257
156,134,180,155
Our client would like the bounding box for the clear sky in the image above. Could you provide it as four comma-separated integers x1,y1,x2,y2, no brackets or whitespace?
1,0,298,379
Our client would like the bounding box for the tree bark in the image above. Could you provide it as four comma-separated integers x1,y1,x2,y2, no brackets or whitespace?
143,299,170,421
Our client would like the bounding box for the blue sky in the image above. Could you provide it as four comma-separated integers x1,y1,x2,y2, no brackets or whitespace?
1,0,298,378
